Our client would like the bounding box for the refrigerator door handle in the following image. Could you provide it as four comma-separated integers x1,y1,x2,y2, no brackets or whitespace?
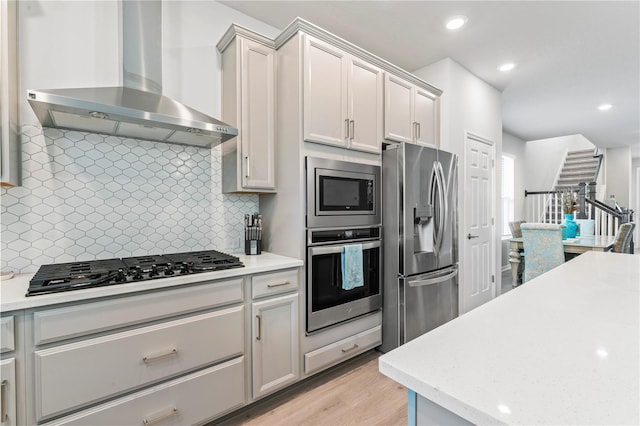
407,266,458,287
433,161,447,252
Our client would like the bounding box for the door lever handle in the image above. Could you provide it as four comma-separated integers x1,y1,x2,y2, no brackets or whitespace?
467,233,479,239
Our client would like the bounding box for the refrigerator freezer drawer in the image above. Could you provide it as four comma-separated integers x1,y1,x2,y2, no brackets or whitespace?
402,267,458,345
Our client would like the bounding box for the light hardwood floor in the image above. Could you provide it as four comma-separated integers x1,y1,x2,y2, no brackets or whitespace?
215,350,407,426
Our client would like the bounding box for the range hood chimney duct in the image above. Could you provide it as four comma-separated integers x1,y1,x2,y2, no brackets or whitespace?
27,0,237,148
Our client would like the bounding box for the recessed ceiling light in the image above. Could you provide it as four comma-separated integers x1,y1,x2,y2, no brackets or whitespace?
498,63,516,72
445,15,468,30
597,104,613,111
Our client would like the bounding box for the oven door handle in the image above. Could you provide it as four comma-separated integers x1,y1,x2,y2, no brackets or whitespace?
309,240,381,256
407,266,458,287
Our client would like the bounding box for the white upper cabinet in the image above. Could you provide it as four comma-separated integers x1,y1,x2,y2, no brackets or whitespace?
219,28,276,193
384,73,439,148
303,35,382,153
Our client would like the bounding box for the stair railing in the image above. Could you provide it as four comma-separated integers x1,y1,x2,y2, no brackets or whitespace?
524,182,634,239
523,190,565,224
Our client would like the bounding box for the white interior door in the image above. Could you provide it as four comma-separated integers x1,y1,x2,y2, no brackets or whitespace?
461,132,495,313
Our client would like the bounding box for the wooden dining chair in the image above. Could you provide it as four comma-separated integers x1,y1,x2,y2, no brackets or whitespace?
508,220,526,238
520,223,565,282
610,223,635,254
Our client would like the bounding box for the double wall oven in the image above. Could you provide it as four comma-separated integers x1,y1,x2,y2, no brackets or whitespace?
305,157,382,333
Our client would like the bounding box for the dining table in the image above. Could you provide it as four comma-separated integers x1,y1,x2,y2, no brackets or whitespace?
508,234,616,287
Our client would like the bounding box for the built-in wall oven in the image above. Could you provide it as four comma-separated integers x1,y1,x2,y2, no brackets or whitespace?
305,157,382,333
306,227,382,332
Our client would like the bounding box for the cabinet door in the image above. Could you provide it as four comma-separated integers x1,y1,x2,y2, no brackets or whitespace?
348,58,383,153
414,87,438,147
384,74,414,143
241,38,275,189
303,36,348,147
252,293,299,400
0,358,16,426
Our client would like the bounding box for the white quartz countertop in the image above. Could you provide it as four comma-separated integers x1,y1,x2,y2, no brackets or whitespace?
379,251,640,425
0,252,302,312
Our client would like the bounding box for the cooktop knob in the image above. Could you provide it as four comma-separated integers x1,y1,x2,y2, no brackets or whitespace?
165,263,174,275
133,266,143,280
150,264,158,277
116,268,127,282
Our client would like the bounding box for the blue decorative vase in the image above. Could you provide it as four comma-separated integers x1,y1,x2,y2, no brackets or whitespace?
562,214,578,239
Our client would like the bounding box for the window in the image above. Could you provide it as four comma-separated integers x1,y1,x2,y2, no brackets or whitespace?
501,154,515,236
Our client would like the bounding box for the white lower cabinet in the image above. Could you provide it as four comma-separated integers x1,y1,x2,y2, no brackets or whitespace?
35,306,244,421
304,325,381,375
0,358,16,426
251,293,299,399
43,357,245,426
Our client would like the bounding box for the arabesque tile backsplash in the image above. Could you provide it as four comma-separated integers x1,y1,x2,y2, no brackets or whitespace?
0,125,257,273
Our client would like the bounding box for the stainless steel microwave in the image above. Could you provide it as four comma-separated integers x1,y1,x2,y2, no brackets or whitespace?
306,157,381,228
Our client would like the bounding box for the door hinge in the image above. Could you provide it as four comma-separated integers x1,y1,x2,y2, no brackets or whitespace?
491,274,495,283
491,217,494,225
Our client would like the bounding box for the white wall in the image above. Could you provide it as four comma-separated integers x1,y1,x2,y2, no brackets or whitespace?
19,0,281,125
604,147,632,207
524,134,595,191
412,57,503,305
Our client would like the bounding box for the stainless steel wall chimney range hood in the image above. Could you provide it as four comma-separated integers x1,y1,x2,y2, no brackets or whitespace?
27,1,237,148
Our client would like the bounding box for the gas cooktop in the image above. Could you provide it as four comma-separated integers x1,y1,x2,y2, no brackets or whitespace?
26,250,244,297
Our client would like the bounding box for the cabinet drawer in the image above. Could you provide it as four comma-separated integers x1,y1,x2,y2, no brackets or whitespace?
43,357,245,426
34,278,243,345
304,325,381,375
0,316,14,353
252,269,299,299
35,306,244,421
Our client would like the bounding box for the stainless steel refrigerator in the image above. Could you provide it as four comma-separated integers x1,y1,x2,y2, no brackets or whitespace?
380,143,459,353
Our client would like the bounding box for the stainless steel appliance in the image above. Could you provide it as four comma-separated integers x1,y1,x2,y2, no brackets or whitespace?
306,157,381,228
380,143,459,353
27,1,237,148
306,226,382,332
26,250,243,296
305,157,382,332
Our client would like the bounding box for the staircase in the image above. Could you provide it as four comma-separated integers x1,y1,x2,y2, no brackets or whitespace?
542,149,603,223
555,149,601,191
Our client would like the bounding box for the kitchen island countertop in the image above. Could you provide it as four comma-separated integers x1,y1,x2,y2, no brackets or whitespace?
379,251,639,425
0,252,303,312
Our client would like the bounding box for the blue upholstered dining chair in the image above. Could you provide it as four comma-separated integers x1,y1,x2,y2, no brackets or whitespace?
520,223,565,282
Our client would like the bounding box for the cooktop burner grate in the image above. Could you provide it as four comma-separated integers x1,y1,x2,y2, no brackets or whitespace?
27,250,243,297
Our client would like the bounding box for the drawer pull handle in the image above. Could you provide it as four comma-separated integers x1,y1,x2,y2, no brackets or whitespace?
143,349,178,364
1,380,7,422
256,315,262,341
341,344,359,353
143,407,178,425
267,281,290,288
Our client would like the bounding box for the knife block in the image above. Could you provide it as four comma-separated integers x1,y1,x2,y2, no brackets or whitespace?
245,239,262,255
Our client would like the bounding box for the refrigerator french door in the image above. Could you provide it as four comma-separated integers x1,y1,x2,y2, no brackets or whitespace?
380,143,459,353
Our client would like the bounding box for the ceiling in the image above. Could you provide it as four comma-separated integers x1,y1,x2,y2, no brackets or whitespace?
219,0,640,156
